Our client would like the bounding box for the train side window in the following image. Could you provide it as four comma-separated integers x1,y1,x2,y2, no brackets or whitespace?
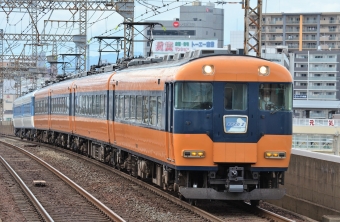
100,95,105,117
130,95,136,121
115,95,119,118
124,95,130,120
142,96,149,124
119,95,124,119
95,95,99,116
157,96,162,127
67,96,69,114
150,96,156,126
136,96,142,123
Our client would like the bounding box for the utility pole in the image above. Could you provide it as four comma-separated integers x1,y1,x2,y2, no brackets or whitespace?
215,0,262,57
243,0,262,57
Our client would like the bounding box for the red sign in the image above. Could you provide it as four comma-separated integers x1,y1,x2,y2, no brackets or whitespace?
173,21,179,28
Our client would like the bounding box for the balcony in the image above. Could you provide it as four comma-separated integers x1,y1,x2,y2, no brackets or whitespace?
302,29,318,32
303,37,316,40
286,21,300,24
294,85,307,90
308,85,336,90
309,67,337,71
286,29,299,33
286,36,299,41
268,36,283,41
268,20,283,25
308,76,337,81
302,45,317,49
294,76,307,81
308,94,336,99
294,67,308,71
294,58,308,62
309,58,337,62
303,20,318,24
320,19,340,24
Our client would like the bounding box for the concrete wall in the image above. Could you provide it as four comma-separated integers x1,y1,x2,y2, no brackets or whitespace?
267,149,340,221
0,122,14,135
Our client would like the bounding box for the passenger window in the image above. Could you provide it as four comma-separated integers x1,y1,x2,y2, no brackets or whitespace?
142,96,149,124
150,96,156,126
119,95,124,118
130,96,136,121
136,96,142,123
115,95,119,118
224,83,247,110
157,96,162,127
124,95,130,120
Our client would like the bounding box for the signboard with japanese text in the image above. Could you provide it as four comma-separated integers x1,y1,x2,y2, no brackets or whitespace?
152,39,218,54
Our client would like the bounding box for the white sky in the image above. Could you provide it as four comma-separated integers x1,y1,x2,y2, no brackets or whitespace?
0,0,339,57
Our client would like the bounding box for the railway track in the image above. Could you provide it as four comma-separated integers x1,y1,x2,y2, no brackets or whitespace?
0,136,301,221
0,139,124,222
0,156,44,222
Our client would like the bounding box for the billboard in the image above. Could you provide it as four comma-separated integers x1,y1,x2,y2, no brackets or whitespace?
152,39,218,54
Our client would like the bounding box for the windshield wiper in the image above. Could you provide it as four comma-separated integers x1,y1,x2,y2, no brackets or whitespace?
270,107,281,115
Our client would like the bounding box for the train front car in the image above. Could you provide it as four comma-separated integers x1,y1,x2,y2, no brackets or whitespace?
172,54,293,204
13,90,36,139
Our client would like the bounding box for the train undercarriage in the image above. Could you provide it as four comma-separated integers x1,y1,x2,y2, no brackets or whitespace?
16,128,286,205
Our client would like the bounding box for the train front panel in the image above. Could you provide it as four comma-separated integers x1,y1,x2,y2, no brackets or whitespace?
170,56,293,201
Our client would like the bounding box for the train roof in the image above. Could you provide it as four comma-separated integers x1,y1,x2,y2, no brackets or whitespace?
13,90,37,106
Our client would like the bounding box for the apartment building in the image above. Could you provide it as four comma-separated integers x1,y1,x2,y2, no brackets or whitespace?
251,12,340,52
291,51,340,118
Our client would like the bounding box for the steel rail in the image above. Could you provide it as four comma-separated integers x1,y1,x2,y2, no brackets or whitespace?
0,155,54,222
0,141,126,222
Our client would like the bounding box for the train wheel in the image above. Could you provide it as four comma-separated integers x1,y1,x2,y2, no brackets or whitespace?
188,199,197,206
250,200,260,206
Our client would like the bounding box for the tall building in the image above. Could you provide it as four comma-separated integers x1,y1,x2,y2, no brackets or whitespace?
252,12,340,53
291,50,340,118
143,1,224,56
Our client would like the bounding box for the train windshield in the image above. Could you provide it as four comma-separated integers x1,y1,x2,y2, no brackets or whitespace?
258,83,292,111
224,83,247,110
174,82,213,110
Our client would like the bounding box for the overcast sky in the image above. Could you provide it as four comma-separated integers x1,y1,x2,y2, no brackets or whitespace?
0,0,339,57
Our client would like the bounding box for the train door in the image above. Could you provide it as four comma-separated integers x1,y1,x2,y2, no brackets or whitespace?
165,82,174,161
110,84,116,144
212,82,258,143
71,85,76,132
48,89,52,130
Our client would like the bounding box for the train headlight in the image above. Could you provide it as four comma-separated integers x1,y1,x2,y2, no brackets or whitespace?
202,65,215,75
264,151,286,159
183,150,205,158
258,65,270,76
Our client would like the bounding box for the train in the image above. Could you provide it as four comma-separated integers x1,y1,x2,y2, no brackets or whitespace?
13,49,293,205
